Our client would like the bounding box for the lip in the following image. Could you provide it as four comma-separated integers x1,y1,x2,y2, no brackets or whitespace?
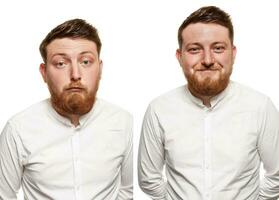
196,69,219,72
196,68,219,71
66,87,84,92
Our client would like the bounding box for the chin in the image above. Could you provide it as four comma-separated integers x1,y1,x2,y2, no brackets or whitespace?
187,73,230,97
65,93,95,115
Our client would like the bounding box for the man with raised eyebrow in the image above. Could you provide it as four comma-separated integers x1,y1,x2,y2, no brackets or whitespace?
0,19,133,200
138,6,279,200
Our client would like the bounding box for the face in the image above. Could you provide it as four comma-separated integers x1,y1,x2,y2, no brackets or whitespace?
176,23,236,97
40,38,102,116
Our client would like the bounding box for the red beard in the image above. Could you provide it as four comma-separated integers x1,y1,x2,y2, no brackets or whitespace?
48,81,97,116
186,69,231,97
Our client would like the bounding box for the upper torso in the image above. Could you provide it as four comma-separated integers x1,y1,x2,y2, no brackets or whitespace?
150,82,268,200
4,98,132,200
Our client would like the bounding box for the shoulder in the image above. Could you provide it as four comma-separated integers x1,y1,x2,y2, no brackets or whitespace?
96,98,132,120
94,99,133,144
232,82,269,105
8,99,50,126
93,99,133,130
1,100,49,147
148,85,187,111
227,81,275,118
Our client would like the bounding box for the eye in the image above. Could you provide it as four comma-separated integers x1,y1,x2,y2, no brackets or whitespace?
55,61,67,69
82,60,90,65
188,47,201,54
213,45,225,53
80,58,92,67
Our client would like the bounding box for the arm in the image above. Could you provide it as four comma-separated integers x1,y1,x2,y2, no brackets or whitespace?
138,105,166,199
0,122,23,200
258,98,279,200
118,116,133,200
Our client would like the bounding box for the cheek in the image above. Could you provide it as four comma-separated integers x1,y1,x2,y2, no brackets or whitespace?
182,53,201,65
82,69,100,89
182,65,195,79
181,56,200,73
215,53,234,67
46,72,68,93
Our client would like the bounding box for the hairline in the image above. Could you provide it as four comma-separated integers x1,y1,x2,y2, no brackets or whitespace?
179,21,234,50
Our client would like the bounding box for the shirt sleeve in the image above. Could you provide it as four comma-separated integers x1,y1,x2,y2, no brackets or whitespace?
0,121,23,200
258,98,279,199
138,104,166,199
118,116,133,200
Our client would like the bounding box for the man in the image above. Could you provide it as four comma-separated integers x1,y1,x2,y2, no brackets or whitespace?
138,6,279,200
0,19,133,200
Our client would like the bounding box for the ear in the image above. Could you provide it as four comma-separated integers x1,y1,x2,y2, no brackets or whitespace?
39,63,47,83
176,48,182,66
99,60,103,79
232,45,237,64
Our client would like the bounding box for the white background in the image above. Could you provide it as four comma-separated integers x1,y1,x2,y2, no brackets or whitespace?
0,0,278,199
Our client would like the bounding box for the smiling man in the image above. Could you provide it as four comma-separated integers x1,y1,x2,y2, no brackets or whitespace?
0,19,133,200
138,6,279,200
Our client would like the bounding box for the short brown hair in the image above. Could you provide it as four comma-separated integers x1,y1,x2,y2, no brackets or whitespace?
39,18,102,63
178,6,234,49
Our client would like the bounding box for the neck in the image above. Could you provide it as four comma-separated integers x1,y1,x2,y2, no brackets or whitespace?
51,102,81,127
68,115,80,127
189,88,213,108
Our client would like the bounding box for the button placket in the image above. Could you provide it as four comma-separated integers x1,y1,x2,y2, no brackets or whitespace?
203,108,212,200
72,128,82,200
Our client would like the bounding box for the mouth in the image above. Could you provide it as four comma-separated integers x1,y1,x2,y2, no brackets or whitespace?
66,87,84,92
196,69,220,74
196,68,219,71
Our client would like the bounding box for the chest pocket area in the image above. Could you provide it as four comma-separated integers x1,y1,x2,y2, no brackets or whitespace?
212,111,259,171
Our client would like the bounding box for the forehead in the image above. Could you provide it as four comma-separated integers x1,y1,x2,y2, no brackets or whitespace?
46,38,98,57
181,23,231,45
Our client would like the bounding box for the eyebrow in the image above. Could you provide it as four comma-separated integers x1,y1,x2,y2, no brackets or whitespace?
184,41,228,48
79,51,98,60
79,51,95,55
185,43,202,48
51,53,67,58
50,51,96,60
48,53,70,62
212,41,227,46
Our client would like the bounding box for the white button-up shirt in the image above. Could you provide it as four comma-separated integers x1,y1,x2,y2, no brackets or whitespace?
0,99,133,200
138,81,279,200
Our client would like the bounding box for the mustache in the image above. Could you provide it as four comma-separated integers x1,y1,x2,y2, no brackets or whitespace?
196,68,220,71
63,82,86,91
195,64,222,71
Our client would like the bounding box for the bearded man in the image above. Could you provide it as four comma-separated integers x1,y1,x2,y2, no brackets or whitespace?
0,19,133,200
138,6,279,200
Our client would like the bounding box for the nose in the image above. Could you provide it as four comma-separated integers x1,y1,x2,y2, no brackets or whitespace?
70,63,81,81
201,49,214,68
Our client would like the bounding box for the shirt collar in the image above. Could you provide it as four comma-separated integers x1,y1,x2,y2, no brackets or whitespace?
47,98,100,128
184,81,234,109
